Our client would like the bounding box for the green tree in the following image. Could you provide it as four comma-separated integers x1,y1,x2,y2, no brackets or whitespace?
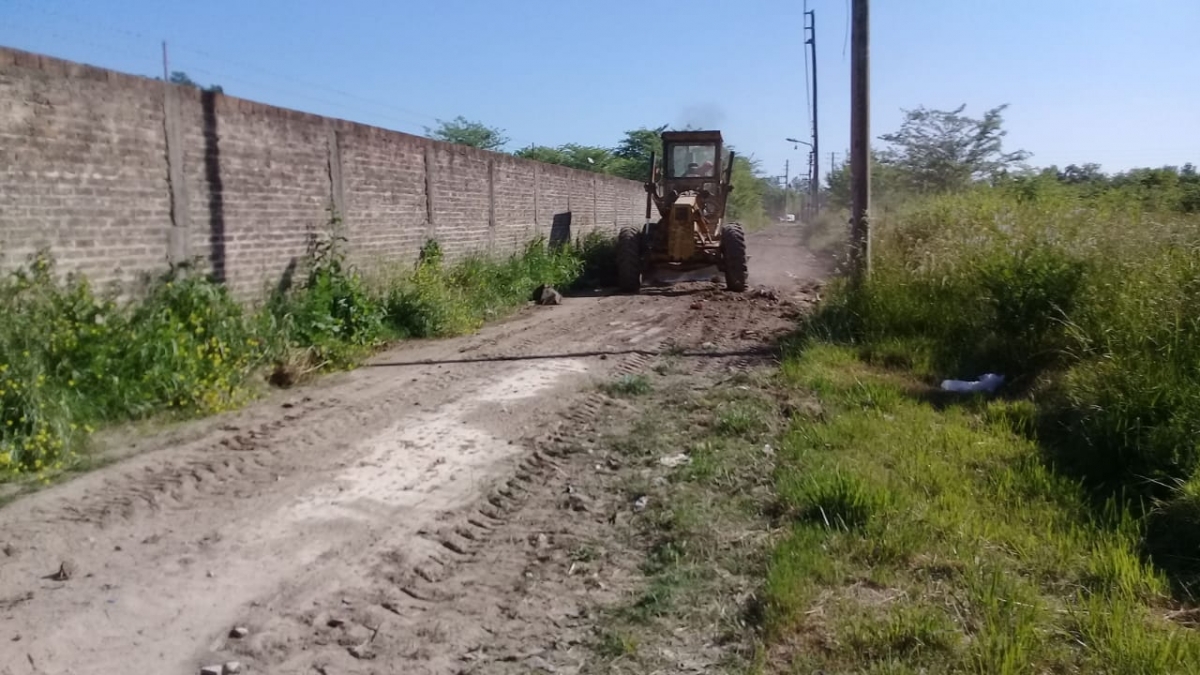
514,144,613,172
513,145,570,166
1058,163,1107,185
878,104,1029,192
166,70,223,94
608,126,667,181
169,71,199,87
824,150,906,209
725,150,769,226
425,116,510,151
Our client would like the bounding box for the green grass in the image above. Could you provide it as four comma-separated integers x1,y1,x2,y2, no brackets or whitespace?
763,343,1200,673
0,229,607,484
600,374,653,398
587,371,780,672
806,187,1200,595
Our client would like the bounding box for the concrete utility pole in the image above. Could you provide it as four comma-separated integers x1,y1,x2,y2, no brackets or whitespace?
805,9,819,216
786,136,812,219
783,159,791,218
849,0,871,282
161,40,169,81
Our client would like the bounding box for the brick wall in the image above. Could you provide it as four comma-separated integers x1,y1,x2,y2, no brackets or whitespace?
0,46,647,298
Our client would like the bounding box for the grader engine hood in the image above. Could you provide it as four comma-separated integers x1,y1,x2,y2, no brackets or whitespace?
666,194,700,261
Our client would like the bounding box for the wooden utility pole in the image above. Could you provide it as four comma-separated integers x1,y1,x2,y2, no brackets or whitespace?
849,0,871,282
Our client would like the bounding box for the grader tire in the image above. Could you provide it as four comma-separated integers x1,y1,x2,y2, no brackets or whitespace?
721,222,748,292
616,226,642,293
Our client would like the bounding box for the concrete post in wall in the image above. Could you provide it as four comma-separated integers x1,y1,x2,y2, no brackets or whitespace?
423,144,436,241
326,126,346,226
487,157,496,252
592,174,598,235
162,84,190,266
533,163,540,237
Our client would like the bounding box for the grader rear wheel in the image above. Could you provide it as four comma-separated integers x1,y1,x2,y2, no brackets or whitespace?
616,226,642,293
720,222,748,292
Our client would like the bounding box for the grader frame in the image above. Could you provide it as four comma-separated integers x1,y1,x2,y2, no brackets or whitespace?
615,130,747,293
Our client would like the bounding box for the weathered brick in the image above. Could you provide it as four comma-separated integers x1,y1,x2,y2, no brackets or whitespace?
0,45,646,299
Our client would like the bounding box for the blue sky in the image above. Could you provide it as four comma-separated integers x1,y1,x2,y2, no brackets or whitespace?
3,0,1197,182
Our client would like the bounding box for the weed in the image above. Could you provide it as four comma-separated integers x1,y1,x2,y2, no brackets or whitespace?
715,402,769,437
595,629,639,659
600,374,652,398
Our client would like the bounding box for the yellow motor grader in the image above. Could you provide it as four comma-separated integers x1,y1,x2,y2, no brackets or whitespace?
616,130,747,293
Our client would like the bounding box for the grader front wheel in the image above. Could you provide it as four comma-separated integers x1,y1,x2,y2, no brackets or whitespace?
720,222,748,292
616,226,642,293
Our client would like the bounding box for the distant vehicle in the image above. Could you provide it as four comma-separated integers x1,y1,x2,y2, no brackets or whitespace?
784,214,796,222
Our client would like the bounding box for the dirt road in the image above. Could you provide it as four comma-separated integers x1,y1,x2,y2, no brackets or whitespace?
0,223,823,675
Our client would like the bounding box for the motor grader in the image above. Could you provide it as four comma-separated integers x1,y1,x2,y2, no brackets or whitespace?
616,130,747,293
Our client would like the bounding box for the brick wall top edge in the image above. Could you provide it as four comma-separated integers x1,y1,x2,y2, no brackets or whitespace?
0,44,643,188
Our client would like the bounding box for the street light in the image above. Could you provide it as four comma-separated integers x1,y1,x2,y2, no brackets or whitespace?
785,139,818,220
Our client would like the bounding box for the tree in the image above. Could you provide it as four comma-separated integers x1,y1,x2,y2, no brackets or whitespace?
514,143,613,172
878,104,1030,193
824,150,907,209
1058,163,1106,185
603,126,664,181
725,149,769,225
425,116,509,151
166,70,223,94
169,71,199,87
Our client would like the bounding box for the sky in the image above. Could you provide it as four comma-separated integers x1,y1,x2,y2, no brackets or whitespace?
2,0,1198,183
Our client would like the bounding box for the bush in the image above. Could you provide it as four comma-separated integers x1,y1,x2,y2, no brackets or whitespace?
385,236,583,339
0,254,264,479
120,270,263,415
272,234,387,368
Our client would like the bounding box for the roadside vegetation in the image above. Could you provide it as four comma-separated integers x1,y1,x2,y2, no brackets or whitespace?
589,104,1200,674
0,226,615,484
768,104,1200,671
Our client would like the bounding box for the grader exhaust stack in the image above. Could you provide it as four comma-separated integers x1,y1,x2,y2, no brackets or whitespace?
616,130,747,293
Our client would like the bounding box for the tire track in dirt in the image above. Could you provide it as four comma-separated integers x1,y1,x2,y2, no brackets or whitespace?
0,223,823,675
216,310,701,674
216,282,815,673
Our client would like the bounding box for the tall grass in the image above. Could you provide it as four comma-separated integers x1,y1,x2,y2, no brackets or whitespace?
805,184,1200,591
765,344,1200,673
0,230,610,483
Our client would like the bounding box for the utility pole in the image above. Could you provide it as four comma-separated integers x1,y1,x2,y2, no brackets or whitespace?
161,40,169,81
784,159,790,217
806,151,814,219
849,0,871,282
785,136,814,218
805,9,819,216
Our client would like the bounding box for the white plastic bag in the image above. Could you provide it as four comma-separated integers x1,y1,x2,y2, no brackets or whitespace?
940,373,1005,393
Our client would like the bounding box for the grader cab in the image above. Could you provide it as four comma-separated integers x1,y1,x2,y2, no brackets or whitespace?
615,130,748,293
